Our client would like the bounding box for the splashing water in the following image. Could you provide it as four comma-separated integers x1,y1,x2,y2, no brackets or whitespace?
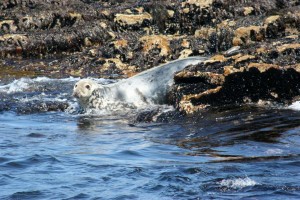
288,101,300,111
219,177,258,189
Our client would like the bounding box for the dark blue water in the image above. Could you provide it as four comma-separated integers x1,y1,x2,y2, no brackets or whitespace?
0,77,299,199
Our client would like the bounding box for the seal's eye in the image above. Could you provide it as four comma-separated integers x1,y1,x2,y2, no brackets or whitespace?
85,85,91,90
75,84,77,88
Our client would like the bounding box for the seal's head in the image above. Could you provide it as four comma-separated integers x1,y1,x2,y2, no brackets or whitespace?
72,79,99,107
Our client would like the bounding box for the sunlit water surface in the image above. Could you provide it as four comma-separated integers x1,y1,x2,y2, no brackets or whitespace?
0,77,299,199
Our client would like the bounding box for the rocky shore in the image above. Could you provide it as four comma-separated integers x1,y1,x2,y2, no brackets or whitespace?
1,0,300,113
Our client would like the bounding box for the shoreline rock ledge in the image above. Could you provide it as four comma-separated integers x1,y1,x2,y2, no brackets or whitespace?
172,48,300,113
0,0,300,113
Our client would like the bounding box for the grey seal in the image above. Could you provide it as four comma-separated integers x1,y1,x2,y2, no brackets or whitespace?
73,56,207,112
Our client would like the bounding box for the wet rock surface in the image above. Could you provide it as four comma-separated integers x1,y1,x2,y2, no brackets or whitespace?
0,0,300,113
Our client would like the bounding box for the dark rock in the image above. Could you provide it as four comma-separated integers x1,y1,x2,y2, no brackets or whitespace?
174,40,300,113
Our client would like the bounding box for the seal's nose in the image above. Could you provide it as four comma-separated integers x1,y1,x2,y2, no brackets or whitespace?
72,92,79,98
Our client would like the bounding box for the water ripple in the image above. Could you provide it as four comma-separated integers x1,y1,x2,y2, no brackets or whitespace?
9,190,45,200
1,154,60,170
62,193,91,200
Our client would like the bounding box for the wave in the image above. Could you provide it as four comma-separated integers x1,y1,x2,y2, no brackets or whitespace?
0,76,116,94
0,77,77,94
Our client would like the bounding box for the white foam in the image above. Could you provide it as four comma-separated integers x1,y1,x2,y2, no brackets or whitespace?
18,92,70,103
0,77,82,94
219,177,258,189
288,101,300,111
87,77,117,85
34,76,80,83
0,78,31,93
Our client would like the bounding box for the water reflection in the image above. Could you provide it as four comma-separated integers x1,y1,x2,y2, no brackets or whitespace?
144,105,300,162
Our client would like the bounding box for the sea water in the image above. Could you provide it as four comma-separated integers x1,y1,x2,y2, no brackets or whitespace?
0,77,299,199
